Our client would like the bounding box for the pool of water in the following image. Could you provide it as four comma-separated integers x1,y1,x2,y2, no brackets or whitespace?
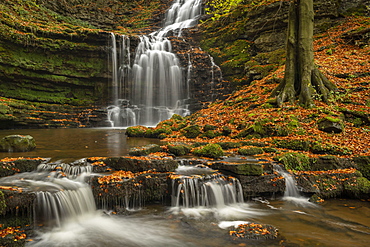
0,128,161,162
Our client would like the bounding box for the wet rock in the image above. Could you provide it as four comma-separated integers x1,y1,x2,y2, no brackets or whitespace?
238,174,285,198
212,162,264,176
128,144,162,156
0,135,36,152
0,189,35,216
104,157,178,173
92,172,170,210
0,158,46,177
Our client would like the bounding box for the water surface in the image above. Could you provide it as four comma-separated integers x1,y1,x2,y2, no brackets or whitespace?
0,128,161,162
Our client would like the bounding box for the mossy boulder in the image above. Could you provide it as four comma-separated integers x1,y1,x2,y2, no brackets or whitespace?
128,144,162,156
168,143,191,156
182,125,201,138
317,116,344,133
192,143,224,159
126,126,147,137
0,135,36,152
238,147,264,156
212,162,264,176
273,139,310,151
275,153,311,171
104,157,178,173
344,177,370,199
352,156,370,179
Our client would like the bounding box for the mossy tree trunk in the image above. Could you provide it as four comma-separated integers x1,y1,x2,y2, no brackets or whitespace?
271,0,337,107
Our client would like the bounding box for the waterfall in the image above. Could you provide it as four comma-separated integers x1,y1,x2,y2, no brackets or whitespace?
37,159,92,179
273,165,316,206
34,179,96,228
107,0,203,127
273,165,301,198
170,165,244,209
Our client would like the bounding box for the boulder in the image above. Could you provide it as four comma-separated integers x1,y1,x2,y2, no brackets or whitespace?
317,117,344,133
128,144,162,156
211,161,265,176
0,135,36,152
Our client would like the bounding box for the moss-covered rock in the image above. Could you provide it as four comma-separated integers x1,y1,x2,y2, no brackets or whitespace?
192,143,224,159
0,135,36,152
126,126,147,137
238,147,264,156
168,143,191,156
352,156,370,180
344,177,370,198
182,125,201,139
317,116,344,133
273,139,311,151
0,158,46,177
104,156,178,173
212,162,264,176
275,152,311,171
128,144,162,156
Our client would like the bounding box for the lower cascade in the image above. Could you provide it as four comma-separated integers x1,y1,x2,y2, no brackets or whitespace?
170,165,244,209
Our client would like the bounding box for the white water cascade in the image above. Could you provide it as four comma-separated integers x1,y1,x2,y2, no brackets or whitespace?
273,165,316,206
107,0,202,127
170,165,244,208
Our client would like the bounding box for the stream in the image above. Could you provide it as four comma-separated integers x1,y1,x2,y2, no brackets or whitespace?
1,128,369,246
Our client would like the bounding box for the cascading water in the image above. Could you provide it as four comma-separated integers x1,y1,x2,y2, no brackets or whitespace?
273,165,316,206
107,0,202,127
168,164,267,221
170,165,244,209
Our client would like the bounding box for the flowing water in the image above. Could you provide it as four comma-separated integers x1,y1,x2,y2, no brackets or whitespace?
1,157,369,246
107,0,203,127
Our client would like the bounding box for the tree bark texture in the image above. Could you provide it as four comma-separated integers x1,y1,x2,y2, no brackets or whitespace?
272,0,336,107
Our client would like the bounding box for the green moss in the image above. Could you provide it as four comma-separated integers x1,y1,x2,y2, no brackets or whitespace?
273,139,311,151
275,152,311,171
126,126,147,137
344,177,370,198
192,143,224,159
168,144,191,156
0,190,6,214
182,125,201,139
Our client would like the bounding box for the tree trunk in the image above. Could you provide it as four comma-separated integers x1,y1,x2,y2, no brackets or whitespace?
271,0,336,107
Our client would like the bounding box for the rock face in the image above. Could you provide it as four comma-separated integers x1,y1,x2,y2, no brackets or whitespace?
0,135,36,152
